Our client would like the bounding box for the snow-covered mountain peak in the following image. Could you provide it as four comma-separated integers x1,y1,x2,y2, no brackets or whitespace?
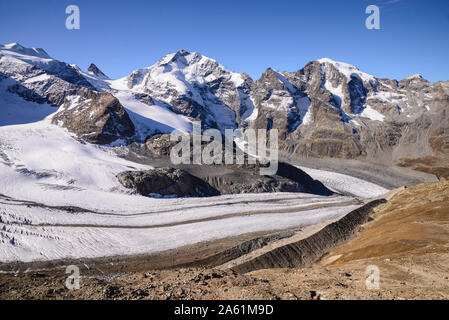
113,49,242,94
104,50,246,132
157,50,221,75
88,63,109,79
159,50,188,65
1,42,25,50
404,73,423,80
0,42,50,59
268,68,297,91
317,57,375,83
317,57,361,71
0,42,95,90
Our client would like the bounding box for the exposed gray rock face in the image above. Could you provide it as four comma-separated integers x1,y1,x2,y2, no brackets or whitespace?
143,132,214,159
269,60,449,164
144,133,177,157
51,88,135,144
202,161,332,196
117,162,332,198
247,67,310,134
116,168,219,197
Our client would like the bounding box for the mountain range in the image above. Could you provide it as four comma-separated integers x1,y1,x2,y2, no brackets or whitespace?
1,42,448,177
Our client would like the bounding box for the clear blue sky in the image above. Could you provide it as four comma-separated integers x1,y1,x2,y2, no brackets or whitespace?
1,0,448,82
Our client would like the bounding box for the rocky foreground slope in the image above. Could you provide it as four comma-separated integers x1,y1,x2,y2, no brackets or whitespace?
1,180,447,300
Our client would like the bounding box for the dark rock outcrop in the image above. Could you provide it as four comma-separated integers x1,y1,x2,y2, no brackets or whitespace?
117,168,219,197
202,162,333,196
275,162,332,195
117,161,333,198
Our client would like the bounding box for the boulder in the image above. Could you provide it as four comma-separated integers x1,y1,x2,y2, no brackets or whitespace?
117,168,219,197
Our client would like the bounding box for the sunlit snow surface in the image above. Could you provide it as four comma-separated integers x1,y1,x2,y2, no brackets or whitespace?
112,91,192,140
0,78,57,126
297,167,388,198
0,119,389,262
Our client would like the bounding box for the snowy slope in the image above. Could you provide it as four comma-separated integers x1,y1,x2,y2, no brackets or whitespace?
112,91,192,140
0,77,56,126
0,120,149,199
0,43,93,88
297,166,388,198
317,58,376,84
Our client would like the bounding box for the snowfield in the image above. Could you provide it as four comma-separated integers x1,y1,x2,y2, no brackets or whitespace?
297,166,388,198
0,78,57,126
0,119,151,210
112,91,192,140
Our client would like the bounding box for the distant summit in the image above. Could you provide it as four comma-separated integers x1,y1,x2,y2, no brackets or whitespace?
404,74,423,80
0,42,50,59
88,63,109,79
